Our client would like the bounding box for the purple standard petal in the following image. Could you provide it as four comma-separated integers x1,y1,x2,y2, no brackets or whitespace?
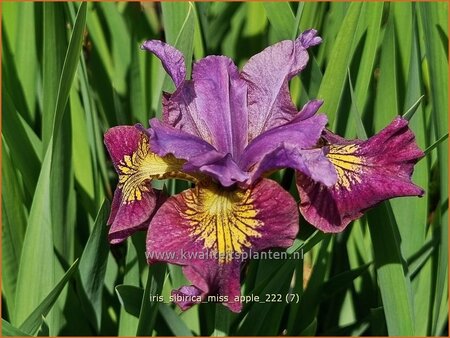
141,40,186,87
146,179,298,312
239,101,336,186
148,119,248,187
191,56,248,157
242,29,322,141
161,56,248,157
296,117,425,233
104,126,184,243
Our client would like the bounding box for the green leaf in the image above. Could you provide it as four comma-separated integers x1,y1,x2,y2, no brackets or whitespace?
419,3,448,334
2,87,41,196
392,7,428,288
78,200,110,331
69,87,95,200
317,2,363,129
15,2,37,123
116,285,144,318
2,319,31,337
98,2,130,95
237,259,295,335
118,240,141,336
373,12,399,131
344,2,383,137
367,203,415,335
424,133,449,155
402,95,425,121
13,145,57,328
321,263,371,300
290,236,332,335
1,23,32,125
14,5,87,334
49,2,87,148
212,304,231,336
1,139,27,318
136,264,166,336
18,259,79,335
263,2,295,41
159,304,193,336
42,2,67,151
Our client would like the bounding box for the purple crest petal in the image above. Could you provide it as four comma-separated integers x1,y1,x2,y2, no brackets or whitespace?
141,40,186,87
183,152,249,187
242,30,322,141
239,102,336,186
148,118,215,157
249,146,337,187
146,179,298,312
296,117,425,232
148,119,248,187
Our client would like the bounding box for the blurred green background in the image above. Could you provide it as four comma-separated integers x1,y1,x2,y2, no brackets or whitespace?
2,1,448,336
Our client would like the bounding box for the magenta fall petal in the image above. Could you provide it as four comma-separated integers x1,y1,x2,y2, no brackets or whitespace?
296,117,425,232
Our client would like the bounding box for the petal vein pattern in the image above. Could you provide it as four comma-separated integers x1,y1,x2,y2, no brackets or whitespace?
184,184,262,263
117,134,190,204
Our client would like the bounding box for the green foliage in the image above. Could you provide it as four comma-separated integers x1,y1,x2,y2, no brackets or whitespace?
2,2,447,336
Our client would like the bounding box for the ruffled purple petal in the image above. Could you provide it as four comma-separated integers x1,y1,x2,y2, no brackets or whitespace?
158,55,248,158
146,179,298,312
171,285,204,311
242,30,322,141
148,119,248,187
240,101,336,186
296,117,425,232
249,146,337,187
147,118,215,157
183,152,249,187
299,29,323,48
141,40,186,87
191,56,248,157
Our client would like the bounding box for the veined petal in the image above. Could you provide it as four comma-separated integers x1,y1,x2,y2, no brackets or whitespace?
148,119,248,187
104,126,187,243
161,56,248,157
242,29,322,141
146,179,298,312
141,40,186,87
296,117,425,232
191,56,248,157
240,101,335,186
108,188,166,244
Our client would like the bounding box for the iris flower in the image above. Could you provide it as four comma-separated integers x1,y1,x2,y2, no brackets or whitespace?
104,30,424,312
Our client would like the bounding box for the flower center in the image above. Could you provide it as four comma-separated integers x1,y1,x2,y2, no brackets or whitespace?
184,184,262,263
